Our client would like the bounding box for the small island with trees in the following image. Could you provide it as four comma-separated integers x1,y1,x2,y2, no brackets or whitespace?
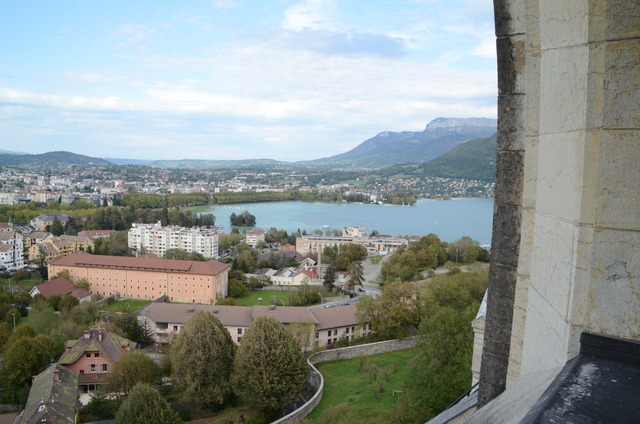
230,210,257,227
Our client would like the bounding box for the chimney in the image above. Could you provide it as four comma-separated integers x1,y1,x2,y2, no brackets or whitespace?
98,329,103,342
83,330,90,339
53,368,60,381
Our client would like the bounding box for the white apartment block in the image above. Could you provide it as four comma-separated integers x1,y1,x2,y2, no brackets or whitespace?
128,221,219,259
0,231,25,270
245,228,265,248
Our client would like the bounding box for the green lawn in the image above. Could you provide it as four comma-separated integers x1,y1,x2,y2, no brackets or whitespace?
233,290,339,306
369,256,384,265
305,348,416,423
234,290,292,306
104,299,152,312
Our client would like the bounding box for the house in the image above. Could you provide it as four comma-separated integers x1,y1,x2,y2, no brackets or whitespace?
14,363,78,424
245,228,266,248
30,214,71,231
23,231,53,250
311,304,368,348
48,252,229,304
76,229,114,240
27,235,93,263
139,302,368,349
59,328,136,393
30,277,91,303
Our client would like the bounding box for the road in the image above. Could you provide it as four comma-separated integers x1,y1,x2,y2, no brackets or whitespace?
361,254,391,298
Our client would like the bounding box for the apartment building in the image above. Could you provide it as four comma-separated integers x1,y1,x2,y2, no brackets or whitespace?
49,252,229,304
245,228,266,248
128,221,219,259
139,302,368,349
0,231,24,270
296,230,407,256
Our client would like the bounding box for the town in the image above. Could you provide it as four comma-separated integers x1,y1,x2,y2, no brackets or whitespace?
0,163,494,208
0,195,490,423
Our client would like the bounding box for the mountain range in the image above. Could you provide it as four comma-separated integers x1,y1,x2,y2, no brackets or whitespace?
0,118,497,179
307,117,496,168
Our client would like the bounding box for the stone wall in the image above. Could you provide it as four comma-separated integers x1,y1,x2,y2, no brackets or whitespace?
479,0,640,408
310,337,418,364
271,338,417,424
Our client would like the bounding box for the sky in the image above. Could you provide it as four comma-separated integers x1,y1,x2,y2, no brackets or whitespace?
0,0,497,162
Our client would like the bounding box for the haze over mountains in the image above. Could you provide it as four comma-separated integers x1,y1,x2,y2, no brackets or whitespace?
0,118,497,179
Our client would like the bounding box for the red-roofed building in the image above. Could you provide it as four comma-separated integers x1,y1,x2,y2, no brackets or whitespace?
30,277,91,302
59,328,135,393
48,252,229,304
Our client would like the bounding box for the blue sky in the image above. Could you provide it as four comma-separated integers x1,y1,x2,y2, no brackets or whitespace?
0,0,496,161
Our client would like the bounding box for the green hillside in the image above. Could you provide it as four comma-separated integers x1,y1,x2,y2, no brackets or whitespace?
0,151,111,167
418,133,497,181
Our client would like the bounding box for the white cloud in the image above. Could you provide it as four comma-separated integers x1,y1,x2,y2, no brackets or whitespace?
283,0,337,31
471,35,496,58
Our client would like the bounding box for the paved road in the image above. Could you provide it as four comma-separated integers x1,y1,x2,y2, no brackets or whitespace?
360,254,391,298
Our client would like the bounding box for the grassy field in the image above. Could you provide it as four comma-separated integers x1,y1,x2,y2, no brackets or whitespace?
104,299,152,312
305,348,416,424
0,278,37,291
234,290,291,306
180,205,214,213
369,256,384,265
233,290,339,307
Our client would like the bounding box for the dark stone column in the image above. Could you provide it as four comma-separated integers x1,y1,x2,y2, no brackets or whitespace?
477,0,526,407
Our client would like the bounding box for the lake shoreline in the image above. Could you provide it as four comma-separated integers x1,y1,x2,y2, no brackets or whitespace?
185,198,494,244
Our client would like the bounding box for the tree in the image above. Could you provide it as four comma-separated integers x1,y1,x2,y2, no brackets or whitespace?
323,264,336,292
76,278,91,291
58,294,79,312
170,310,235,407
356,281,422,340
53,269,71,280
227,279,247,298
50,217,64,236
28,298,60,335
104,352,161,398
115,383,181,424
112,311,149,345
2,337,50,396
230,210,256,227
232,316,307,413
348,261,365,288
400,271,487,422
164,248,207,261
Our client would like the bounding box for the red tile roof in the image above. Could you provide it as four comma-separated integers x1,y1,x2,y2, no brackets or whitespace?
49,252,228,276
31,278,88,299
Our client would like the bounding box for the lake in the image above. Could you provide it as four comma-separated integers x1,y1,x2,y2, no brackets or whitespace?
203,198,494,244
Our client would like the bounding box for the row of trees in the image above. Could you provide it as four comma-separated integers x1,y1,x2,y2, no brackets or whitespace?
168,311,307,418
0,202,215,233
